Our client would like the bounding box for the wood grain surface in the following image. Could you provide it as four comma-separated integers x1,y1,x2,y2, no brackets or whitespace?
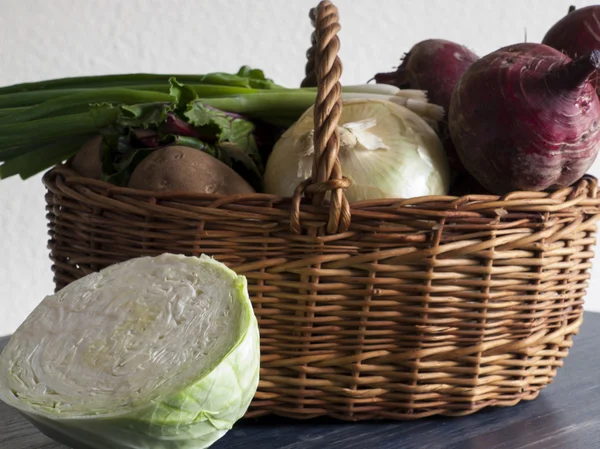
1,312,599,449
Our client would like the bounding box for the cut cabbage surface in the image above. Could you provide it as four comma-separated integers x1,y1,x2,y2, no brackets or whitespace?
0,253,260,449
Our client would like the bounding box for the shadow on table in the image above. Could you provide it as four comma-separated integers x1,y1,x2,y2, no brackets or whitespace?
217,396,568,449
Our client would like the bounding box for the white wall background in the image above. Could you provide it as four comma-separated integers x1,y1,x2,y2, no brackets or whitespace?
1,0,599,335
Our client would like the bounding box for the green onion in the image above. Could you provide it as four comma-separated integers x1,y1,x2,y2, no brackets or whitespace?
3,89,172,124
0,106,30,117
0,136,88,180
200,91,317,117
0,108,118,155
0,85,262,109
0,89,99,109
128,84,263,96
0,72,281,95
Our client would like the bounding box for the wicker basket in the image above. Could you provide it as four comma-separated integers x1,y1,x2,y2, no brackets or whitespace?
42,1,600,420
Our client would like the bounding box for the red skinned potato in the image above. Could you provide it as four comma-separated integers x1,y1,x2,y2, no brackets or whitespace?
449,43,600,195
128,145,255,195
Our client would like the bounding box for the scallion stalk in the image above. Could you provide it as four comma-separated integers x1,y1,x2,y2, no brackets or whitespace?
3,89,172,124
0,136,89,179
0,85,263,109
200,91,317,117
0,106,30,117
0,72,282,95
0,109,118,155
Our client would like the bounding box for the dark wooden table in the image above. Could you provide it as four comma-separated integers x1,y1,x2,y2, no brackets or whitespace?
2,312,599,449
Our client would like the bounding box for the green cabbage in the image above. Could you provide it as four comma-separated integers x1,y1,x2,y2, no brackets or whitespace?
0,254,260,449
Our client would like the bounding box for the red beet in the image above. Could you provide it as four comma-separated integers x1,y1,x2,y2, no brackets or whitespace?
448,43,600,195
543,5,600,62
374,39,479,114
374,39,479,174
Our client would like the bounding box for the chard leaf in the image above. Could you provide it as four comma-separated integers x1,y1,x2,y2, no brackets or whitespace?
89,103,121,128
184,101,260,162
184,101,263,187
169,78,198,112
197,68,279,90
184,102,238,140
235,66,278,89
118,102,175,128
165,135,220,161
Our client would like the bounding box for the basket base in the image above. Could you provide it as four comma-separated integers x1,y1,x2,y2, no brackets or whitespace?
245,390,543,421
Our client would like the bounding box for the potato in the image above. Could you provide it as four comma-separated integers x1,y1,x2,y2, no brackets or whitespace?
70,135,103,179
128,145,255,195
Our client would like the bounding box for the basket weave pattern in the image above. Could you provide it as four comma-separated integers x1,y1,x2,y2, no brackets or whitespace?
43,1,600,420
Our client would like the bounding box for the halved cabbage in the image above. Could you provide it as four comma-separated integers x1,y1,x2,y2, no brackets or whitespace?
0,253,260,449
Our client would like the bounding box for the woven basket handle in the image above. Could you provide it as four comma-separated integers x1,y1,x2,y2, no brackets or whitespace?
291,0,351,235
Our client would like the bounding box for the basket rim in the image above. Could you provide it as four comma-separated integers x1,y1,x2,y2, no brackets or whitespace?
45,164,600,213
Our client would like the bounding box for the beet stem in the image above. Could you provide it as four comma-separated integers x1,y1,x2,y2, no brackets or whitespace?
568,5,576,13
546,50,600,91
373,71,399,85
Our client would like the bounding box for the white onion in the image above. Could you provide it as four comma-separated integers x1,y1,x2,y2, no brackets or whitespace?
264,98,450,202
